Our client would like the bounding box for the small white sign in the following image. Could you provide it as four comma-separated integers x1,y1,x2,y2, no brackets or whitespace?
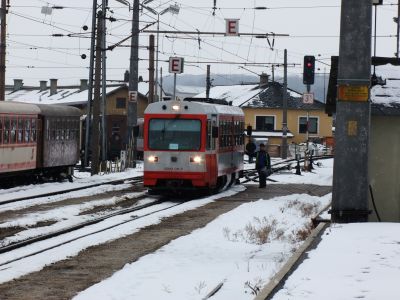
41,6,53,15
303,92,314,104
169,57,184,74
225,19,239,36
129,91,138,102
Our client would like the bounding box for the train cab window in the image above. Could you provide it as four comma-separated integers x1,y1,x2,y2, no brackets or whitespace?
10,117,17,144
148,119,201,151
65,119,70,140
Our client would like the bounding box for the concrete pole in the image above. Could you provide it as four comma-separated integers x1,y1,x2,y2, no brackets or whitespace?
281,49,288,159
101,0,107,162
0,0,6,101
85,0,98,167
172,73,177,101
206,65,211,99
397,0,400,58
332,0,372,223
91,11,103,175
154,14,160,101
128,0,139,168
148,34,155,103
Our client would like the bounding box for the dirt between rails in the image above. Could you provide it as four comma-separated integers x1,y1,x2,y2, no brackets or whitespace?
0,184,331,300
0,185,146,222
0,185,146,244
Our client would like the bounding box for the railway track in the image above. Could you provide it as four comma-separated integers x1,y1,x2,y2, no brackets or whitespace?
0,196,185,267
242,155,333,184
0,176,144,206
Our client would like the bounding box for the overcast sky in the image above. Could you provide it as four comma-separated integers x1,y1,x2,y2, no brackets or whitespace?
5,0,399,86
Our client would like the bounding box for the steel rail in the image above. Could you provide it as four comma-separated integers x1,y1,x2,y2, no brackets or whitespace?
0,176,144,206
0,198,184,267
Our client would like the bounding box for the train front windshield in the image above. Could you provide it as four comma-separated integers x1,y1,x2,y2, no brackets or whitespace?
148,119,201,151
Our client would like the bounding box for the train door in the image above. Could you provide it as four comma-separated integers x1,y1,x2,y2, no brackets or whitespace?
36,117,43,168
206,115,218,186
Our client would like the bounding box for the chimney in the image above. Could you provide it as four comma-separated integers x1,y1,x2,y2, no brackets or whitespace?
50,78,58,96
39,80,47,92
13,79,24,92
80,79,88,91
259,73,269,87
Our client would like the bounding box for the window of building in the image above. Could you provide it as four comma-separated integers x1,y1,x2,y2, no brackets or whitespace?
256,116,275,131
116,98,126,109
299,116,318,134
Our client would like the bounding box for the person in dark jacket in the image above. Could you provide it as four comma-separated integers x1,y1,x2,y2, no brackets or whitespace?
255,143,271,188
245,139,256,163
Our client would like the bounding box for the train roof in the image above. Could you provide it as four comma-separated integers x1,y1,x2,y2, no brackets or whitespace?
145,100,244,116
0,101,41,115
35,104,81,117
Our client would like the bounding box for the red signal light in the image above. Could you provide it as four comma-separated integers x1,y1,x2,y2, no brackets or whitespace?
307,62,313,68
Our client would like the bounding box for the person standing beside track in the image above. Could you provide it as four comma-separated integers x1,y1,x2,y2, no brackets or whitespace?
255,143,271,188
245,139,256,163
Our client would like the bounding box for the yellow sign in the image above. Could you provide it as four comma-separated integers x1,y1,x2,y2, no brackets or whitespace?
338,85,369,102
347,121,358,136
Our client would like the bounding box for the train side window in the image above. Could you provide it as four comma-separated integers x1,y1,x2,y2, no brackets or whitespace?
4,117,9,144
17,118,23,143
31,119,37,142
25,119,31,143
10,117,17,144
0,116,3,144
65,119,70,140
206,120,211,150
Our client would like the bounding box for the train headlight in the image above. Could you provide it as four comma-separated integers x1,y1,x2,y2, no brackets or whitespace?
190,155,202,163
172,104,180,111
148,155,158,163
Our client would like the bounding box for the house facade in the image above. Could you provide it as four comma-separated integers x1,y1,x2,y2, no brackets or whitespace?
195,76,333,155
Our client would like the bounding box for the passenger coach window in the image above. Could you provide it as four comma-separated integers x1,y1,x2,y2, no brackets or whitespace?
25,119,31,143
149,119,201,151
4,117,9,144
31,119,37,142
0,117,3,144
17,118,23,143
10,117,17,144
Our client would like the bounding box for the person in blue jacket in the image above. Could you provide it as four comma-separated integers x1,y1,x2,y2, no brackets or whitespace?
255,143,271,188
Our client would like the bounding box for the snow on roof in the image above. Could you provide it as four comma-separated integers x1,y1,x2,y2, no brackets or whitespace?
5,85,127,106
176,85,206,94
246,131,294,138
194,84,260,107
371,64,400,108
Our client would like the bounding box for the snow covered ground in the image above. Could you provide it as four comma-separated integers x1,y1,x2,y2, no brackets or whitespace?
2,157,396,300
272,223,400,300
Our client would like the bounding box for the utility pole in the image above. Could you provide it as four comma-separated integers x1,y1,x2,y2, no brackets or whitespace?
332,0,372,223
101,0,107,163
271,65,275,82
0,0,8,101
206,64,211,98
128,0,139,168
149,34,155,103
91,10,103,175
281,49,288,159
397,0,400,58
85,0,98,167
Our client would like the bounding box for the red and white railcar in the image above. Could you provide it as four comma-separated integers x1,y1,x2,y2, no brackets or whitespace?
0,102,40,174
144,100,245,193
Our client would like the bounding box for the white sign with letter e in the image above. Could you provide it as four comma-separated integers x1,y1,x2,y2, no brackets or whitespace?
302,92,314,104
129,91,138,103
225,19,239,36
169,57,184,74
